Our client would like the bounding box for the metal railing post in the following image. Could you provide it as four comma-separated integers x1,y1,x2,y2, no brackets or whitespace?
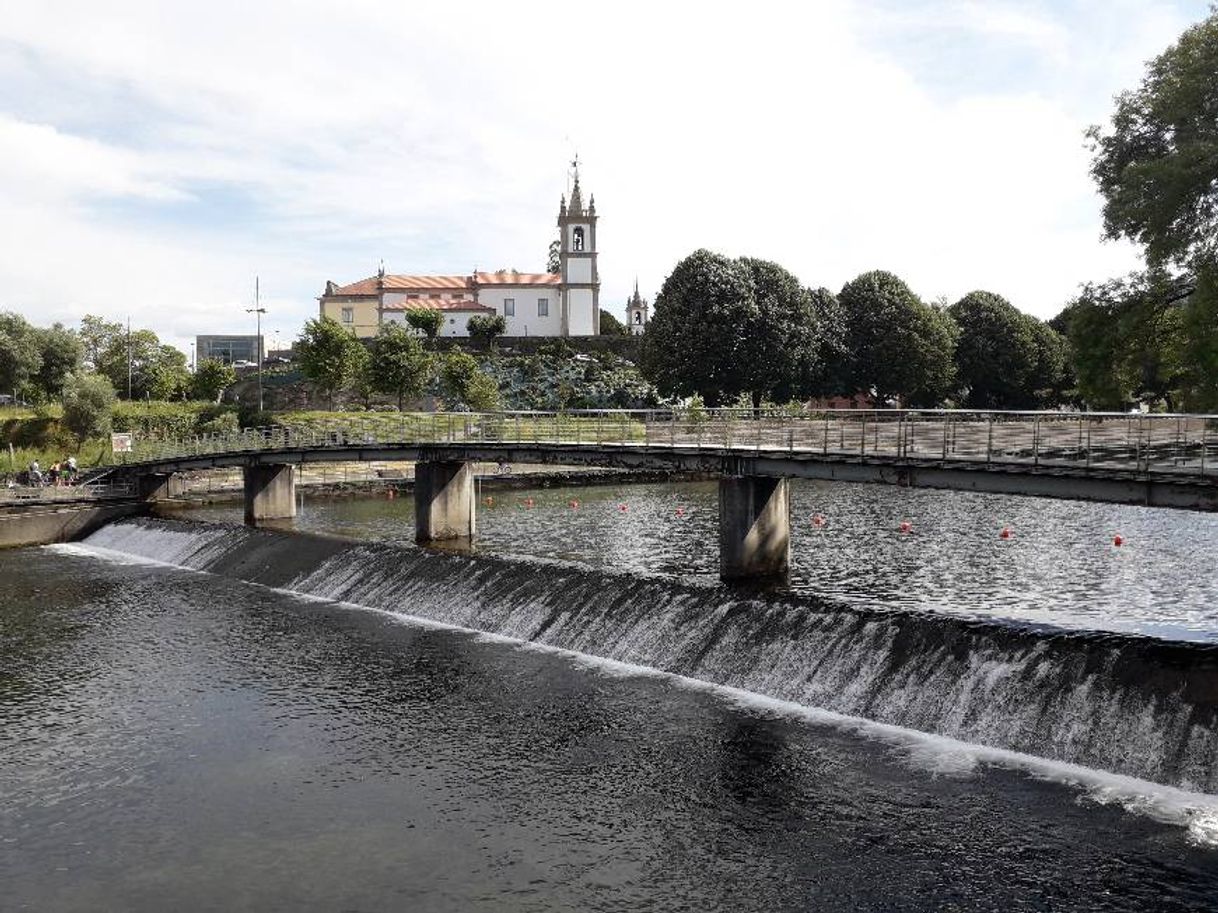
986,416,993,464
1033,415,1040,466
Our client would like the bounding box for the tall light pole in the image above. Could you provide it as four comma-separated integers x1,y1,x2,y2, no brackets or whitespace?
246,276,266,413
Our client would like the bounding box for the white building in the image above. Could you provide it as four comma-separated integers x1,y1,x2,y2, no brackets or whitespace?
319,169,601,338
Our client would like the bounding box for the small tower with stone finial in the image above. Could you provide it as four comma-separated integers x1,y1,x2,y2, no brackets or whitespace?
557,156,600,336
625,279,649,335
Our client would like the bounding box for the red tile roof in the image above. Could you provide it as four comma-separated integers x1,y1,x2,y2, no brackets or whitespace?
475,271,561,286
327,271,562,297
381,297,493,313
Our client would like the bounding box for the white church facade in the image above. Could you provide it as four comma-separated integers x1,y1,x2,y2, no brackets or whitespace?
318,169,610,339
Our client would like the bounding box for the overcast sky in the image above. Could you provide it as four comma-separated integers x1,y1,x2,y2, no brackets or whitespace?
0,0,1210,354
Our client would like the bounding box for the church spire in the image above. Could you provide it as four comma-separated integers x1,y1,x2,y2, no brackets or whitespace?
567,171,583,216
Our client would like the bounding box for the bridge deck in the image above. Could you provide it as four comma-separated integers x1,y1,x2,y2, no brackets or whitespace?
105,410,1218,511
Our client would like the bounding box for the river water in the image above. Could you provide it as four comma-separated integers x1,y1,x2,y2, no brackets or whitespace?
3,479,1218,911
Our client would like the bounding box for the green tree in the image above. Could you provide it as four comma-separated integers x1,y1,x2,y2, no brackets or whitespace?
948,291,1039,408
191,358,238,403
143,345,190,400
466,314,507,349
370,323,432,409
33,323,84,399
61,372,117,443
0,312,42,399
439,350,499,410
1028,320,1071,406
350,344,376,408
1057,271,1192,410
296,316,364,409
79,314,123,372
1087,9,1218,274
599,309,629,336
405,308,445,342
807,287,849,397
838,271,957,406
736,257,821,410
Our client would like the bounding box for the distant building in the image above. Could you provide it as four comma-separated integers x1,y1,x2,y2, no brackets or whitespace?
625,280,649,335
197,334,264,364
318,166,601,339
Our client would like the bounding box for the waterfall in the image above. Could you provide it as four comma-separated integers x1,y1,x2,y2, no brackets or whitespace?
81,517,1218,793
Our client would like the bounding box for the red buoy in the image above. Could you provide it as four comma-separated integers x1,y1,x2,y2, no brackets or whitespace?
569,499,579,509
1113,534,1124,547
812,513,826,527
619,503,629,512
899,520,913,534
999,526,1011,540
676,506,686,517
523,497,535,509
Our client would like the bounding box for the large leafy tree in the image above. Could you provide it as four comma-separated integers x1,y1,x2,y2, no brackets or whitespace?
838,271,957,406
948,291,1039,408
79,315,123,372
34,323,84,398
1057,271,1192,410
807,287,849,397
1087,9,1218,274
191,358,238,403
369,323,432,409
61,372,117,443
642,249,822,409
0,312,42,399
641,250,756,407
737,257,821,409
87,321,188,400
296,316,364,409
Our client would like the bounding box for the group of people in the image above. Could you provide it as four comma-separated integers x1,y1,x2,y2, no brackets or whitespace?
25,456,78,487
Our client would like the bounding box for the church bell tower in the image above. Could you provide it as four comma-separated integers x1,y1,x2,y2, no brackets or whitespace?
558,160,599,336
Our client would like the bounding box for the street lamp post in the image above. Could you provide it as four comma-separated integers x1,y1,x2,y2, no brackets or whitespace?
246,276,266,413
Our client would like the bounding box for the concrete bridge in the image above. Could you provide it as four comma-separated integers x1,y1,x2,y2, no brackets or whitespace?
110,408,1218,580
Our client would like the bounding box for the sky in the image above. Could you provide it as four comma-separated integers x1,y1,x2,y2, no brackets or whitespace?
0,0,1211,356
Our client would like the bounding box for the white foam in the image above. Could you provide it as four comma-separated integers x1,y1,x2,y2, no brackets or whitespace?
53,533,1218,847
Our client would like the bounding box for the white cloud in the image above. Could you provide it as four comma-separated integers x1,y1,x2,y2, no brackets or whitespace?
0,0,1208,354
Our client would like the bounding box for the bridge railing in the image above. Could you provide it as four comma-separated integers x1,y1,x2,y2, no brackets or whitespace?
105,409,1218,478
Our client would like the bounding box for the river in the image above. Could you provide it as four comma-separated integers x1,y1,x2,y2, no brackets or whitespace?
3,478,1218,911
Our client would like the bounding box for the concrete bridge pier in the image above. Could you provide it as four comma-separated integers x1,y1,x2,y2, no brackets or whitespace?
415,460,476,543
244,464,297,525
139,472,185,502
719,476,791,581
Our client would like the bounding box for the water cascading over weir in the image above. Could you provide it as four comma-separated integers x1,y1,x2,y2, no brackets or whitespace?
82,517,1218,794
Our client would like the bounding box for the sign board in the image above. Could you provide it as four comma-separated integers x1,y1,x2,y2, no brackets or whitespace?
111,433,133,454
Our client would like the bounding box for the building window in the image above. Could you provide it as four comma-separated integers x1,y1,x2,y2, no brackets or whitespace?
538,298,549,317
341,307,353,324
504,298,515,317
573,227,585,251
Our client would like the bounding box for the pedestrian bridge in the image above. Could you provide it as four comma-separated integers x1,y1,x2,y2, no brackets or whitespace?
113,408,1218,580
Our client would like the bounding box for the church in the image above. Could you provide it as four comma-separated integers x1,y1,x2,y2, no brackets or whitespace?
318,168,634,339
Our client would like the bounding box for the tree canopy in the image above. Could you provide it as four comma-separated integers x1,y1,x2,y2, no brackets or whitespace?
369,323,432,409
838,271,957,405
61,372,117,442
404,308,445,341
641,250,823,409
191,359,237,403
439,350,499,411
949,291,1039,408
296,316,364,409
1087,9,1218,274
466,314,507,349
599,309,629,336
0,313,85,402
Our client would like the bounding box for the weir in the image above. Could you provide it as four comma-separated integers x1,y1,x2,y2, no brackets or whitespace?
78,517,1218,794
